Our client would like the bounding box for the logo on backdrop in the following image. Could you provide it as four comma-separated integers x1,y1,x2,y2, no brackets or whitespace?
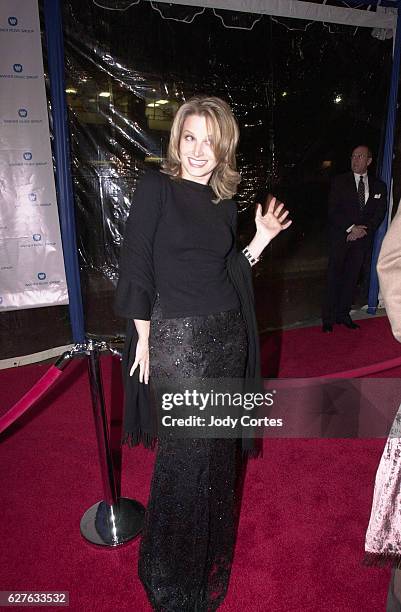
8,17,18,27
28,193,36,202
37,272,46,281
23,152,32,161
13,64,23,73
33,234,41,242
18,108,28,118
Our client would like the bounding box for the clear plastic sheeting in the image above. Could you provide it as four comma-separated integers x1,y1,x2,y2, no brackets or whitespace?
58,0,392,338
1,0,394,360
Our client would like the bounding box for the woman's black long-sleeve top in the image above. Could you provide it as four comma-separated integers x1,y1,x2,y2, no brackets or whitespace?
115,169,240,320
115,169,262,457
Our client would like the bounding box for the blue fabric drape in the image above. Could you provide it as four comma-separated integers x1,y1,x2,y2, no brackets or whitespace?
43,0,85,342
368,6,401,313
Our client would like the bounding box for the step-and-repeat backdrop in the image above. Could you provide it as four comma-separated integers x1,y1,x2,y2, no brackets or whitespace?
0,0,68,311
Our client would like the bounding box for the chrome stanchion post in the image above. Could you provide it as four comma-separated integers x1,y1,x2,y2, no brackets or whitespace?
87,339,117,506
80,339,145,546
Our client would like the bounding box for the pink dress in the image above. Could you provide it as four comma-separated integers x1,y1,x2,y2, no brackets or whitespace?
365,407,401,566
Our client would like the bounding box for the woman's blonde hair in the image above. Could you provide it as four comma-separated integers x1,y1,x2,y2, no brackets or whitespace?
161,96,240,202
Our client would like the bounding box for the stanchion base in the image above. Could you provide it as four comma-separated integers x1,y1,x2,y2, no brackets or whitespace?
80,497,145,547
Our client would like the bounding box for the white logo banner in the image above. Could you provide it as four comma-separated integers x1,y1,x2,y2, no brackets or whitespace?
0,0,68,311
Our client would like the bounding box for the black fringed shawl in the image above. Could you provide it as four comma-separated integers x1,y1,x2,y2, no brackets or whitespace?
116,248,263,459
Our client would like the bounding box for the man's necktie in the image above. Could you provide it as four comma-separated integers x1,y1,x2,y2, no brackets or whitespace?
358,175,365,211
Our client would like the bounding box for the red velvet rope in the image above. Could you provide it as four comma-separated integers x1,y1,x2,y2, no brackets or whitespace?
0,366,63,435
1,354,401,436
318,355,401,379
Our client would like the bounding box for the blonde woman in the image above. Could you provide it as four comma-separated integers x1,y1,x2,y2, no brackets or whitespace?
115,96,291,611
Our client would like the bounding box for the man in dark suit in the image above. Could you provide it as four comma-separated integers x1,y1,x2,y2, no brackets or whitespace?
322,145,387,332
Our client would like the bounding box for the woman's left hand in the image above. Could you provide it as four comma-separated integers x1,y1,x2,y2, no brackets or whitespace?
255,197,292,243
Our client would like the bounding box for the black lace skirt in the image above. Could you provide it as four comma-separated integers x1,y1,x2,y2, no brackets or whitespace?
138,295,248,612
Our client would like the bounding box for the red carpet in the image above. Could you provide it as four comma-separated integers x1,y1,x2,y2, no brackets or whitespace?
1,315,400,611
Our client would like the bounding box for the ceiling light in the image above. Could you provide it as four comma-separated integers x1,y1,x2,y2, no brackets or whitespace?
99,91,111,98
156,99,169,105
65,88,77,94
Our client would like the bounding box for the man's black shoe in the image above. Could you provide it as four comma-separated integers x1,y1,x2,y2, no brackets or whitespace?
336,317,360,329
322,323,333,333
